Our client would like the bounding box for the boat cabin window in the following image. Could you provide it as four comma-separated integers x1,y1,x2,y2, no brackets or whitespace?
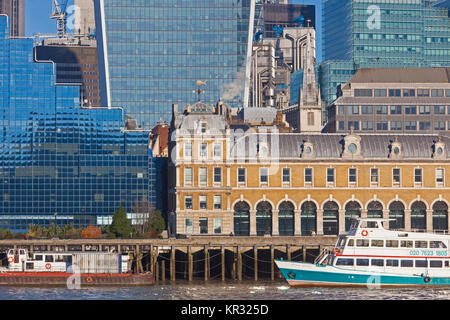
26,263,34,270
34,255,43,261
371,259,384,267
356,259,369,266
360,221,378,229
55,255,72,263
445,261,449,268
337,237,347,247
415,241,428,248
347,239,354,247
336,258,354,266
45,255,54,263
415,260,427,268
356,239,370,247
19,250,25,255
386,259,399,267
7,249,13,255
430,260,443,268
430,241,447,249
386,240,399,247
371,240,384,247
401,260,413,268
400,240,413,248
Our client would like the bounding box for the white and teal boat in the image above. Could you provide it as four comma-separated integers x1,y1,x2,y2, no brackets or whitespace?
275,218,450,287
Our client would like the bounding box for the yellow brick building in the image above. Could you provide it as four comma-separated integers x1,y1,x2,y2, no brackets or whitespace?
169,102,450,237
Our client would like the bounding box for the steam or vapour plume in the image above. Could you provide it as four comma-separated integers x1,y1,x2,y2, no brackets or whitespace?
220,66,248,102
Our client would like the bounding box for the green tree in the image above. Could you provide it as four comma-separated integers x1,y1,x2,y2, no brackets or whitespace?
110,205,132,238
148,210,166,234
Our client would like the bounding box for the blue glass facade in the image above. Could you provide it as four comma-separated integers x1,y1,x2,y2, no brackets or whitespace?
95,0,252,130
0,15,155,232
321,0,450,105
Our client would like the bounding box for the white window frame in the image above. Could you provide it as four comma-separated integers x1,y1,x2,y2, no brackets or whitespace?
213,195,222,210
184,142,192,158
213,142,222,159
199,195,207,210
185,218,193,234
414,167,423,187
184,167,193,186
304,167,313,186
392,168,401,187
260,167,269,186
348,167,357,187
214,218,222,234
199,167,208,186
370,167,379,187
185,195,193,210
326,167,335,187
199,143,208,159
213,167,222,185
237,167,246,186
282,167,291,187
436,168,445,187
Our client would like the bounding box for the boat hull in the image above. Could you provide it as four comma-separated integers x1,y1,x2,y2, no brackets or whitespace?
0,272,154,286
275,260,450,288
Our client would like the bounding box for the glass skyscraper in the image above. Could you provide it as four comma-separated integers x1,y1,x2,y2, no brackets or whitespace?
320,0,450,105
95,0,253,130
0,15,155,232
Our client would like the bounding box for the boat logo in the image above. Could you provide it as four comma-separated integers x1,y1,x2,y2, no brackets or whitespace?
45,263,52,270
287,272,296,279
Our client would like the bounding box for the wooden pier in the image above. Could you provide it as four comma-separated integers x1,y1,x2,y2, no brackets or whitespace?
0,236,337,282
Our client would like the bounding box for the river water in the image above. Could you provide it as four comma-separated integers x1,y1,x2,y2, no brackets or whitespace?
1,280,449,300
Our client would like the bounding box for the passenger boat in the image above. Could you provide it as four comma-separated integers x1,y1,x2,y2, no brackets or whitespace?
275,218,450,287
0,249,153,286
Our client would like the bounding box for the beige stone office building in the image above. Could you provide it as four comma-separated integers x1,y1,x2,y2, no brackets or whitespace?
169,101,450,237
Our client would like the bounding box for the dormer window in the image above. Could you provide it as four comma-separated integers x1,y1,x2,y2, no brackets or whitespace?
389,137,403,160
433,138,446,160
301,138,315,159
200,122,207,133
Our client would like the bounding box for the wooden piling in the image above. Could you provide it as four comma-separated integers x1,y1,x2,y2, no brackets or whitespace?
270,245,274,281
237,246,242,281
161,260,166,281
155,261,159,283
287,245,291,261
188,246,193,282
254,246,258,282
221,246,225,281
303,245,307,262
204,246,209,281
170,246,175,281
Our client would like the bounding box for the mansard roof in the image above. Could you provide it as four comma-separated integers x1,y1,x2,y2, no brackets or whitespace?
231,133,450,160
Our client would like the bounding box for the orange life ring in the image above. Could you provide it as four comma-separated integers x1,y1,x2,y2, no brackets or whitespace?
45,263,51,270
334,248,340,255
7,257,13,263
361,229,369,237
86,276,93,283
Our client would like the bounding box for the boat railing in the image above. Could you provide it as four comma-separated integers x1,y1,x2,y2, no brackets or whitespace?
314,248,331,265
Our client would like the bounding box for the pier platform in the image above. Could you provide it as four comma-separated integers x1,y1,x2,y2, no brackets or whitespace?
0,236,338,282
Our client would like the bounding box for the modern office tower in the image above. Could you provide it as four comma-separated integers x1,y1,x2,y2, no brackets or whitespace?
35,43,101,107
0,15,155,232
95,0,254,130
257,2,315,38
320,0,450,106
327,67,450,134
0,0,24,36
74,0,96,35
